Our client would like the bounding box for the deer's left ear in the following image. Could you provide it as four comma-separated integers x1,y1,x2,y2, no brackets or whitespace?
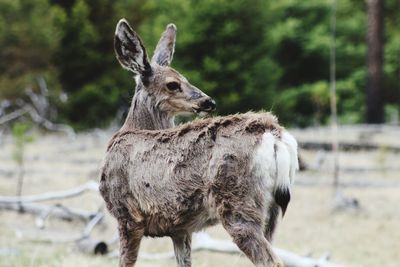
114,19,152,76
152,23,177,66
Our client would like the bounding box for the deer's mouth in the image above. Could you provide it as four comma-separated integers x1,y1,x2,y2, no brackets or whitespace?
192,98,216,114
192,107,202,114
192,107,212,115
168,98,215,115
192,107,213,118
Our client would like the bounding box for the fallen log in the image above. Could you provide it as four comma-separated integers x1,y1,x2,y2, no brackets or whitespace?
0,202,96,222
77,237,108,255
109,232,344,267
299,141,400,153
22,210,108,255
0,80,76,139
0,181,99,204
77,212,108,255
306,165,400,173
294,178,400,188
0,106,30,125
24,104,75,140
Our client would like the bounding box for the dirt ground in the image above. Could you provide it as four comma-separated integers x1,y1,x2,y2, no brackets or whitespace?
0,127,399,267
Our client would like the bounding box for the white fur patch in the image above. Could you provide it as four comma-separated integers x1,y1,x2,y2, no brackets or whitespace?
275,140,291,190
253,131,298,193
281,131,299,184
253,132,276,191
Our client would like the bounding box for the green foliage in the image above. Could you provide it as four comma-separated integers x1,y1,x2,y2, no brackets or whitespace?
0,0,399,128
55,0,99,91
53,0,148,127
59,72,123,129
275,81,329,127
0,0,65,99
140,0,278,115
11,122,33,166
265,0,369,125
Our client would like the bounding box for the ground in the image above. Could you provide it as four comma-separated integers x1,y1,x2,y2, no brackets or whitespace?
0,126,399,267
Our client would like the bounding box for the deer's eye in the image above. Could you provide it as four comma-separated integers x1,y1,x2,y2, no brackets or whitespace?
166,81,181,92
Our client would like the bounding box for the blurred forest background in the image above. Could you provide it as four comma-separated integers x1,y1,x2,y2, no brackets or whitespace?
1,0,399,130
1,1,400,267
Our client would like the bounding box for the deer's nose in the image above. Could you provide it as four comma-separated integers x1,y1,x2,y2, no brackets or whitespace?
199,98,216,111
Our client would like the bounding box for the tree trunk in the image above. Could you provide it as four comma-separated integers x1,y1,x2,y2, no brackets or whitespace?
366,0,384,123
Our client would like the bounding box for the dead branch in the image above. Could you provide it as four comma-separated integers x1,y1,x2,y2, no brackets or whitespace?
191,233,344,267
0,106,30,125
299,141,400,153
0,78,76,139
26,211,104,244
306,165,400,173
295,178,400,188
24,103,75,139
81,212,104,237
22,210,107,255
0,181,99,204
274,248,342,267
0,202,96,222
0,104,75,139
76,212,108,255
77,237,108,255
109,232,344,267
27,77,50,117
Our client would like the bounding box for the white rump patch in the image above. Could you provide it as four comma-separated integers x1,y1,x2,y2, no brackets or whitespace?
253,132,277,191
281,131,299,184
253,130,299,193
275,140,291,190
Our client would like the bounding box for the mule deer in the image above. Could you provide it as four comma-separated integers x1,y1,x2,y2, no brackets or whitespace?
100,19,299,267
114,19,215,132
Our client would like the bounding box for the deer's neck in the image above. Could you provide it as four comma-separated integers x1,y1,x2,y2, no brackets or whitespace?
121,88,175,131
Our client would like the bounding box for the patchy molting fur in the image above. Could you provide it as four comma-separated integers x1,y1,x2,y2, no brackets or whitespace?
102,18,298,267
100,112,298,266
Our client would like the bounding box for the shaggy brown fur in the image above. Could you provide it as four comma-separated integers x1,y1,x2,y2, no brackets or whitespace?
100,19,298,267
108,113,282,151
100,112,294,267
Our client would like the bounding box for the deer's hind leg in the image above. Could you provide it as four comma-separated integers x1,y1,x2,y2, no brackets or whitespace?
214,186,282,266
118,217,144,267
219,205,283,267
264,202,280,242
171,232,192,267
213,154,283,266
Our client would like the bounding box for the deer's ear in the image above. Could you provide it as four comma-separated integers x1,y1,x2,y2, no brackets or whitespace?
114,19,152,76
151,23,176,66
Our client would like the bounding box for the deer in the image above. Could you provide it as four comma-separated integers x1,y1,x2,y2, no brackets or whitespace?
99,19,299,267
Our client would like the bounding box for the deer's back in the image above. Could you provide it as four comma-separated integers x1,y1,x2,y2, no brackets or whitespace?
100,112,284,236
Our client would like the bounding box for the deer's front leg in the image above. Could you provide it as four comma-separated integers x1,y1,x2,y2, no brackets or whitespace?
172,232,192,267
118,219,144,267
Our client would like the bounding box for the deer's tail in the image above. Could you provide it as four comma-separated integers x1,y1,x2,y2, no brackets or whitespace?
274,131,298,216
258,131,298,217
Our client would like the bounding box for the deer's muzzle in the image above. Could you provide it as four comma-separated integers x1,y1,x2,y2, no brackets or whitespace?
199,98,216,112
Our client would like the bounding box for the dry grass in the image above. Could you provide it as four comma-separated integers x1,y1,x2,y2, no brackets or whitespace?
0,129,399,267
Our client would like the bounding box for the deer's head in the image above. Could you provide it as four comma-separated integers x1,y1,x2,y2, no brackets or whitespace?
114,19,216,116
